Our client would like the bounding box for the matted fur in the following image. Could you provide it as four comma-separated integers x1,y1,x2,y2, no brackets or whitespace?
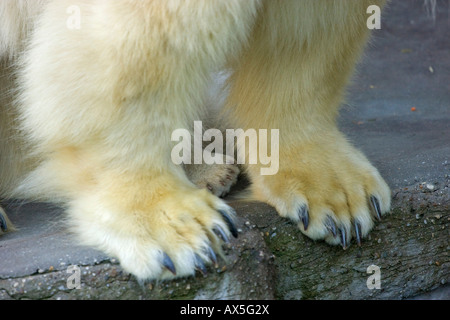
1,0,391,280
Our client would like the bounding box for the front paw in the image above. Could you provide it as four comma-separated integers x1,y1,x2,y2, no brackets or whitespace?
69,177,237,281
249,136,391,249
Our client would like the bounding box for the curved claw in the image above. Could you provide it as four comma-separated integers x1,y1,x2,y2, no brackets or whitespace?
370,196,382,221
298,206,309,231
194,254,207,276
213,226,230,244
339,227,348,250
161,252,177,276
218,209,238,238
205,246,218,268
0,209,8,232
354,221,362,247
325,215,337,237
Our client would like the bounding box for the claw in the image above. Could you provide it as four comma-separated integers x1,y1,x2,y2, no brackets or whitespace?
325,215,337,237
161,252,176,276
0,211,7,232
205,246,218,268
218,209,238,238
297,206,309,231
370,196,382,221
194,254,207,276
339,227,348,250
213,226,230,244
354,221,362,247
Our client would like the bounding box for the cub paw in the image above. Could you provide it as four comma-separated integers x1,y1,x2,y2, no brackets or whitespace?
185,156,240,197
70,178,238,280
249,135,391,249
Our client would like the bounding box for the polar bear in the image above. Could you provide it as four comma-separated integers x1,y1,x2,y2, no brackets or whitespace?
0,0,390,280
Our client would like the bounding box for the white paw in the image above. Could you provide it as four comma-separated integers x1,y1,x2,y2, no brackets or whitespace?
69,185,238,281
249,137,391,249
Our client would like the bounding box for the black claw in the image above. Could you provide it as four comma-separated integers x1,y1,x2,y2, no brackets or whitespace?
0,213,7,232
218,209,238,238
194,254,207,276
325,215,337,237
298,206,309,231
213,226,230,244
339,227,348,250
161,252,177,275
205,246,218,268
354,221,362,247
370,196,382,221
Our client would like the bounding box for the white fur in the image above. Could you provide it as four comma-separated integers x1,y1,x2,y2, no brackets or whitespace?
0,0,392,280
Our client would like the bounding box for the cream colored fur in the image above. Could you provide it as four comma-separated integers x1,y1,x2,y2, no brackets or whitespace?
0,0,47,58
0,0,391,280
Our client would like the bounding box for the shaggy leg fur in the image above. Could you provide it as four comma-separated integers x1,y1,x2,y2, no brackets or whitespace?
225,0,391,248
8,0,260,280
